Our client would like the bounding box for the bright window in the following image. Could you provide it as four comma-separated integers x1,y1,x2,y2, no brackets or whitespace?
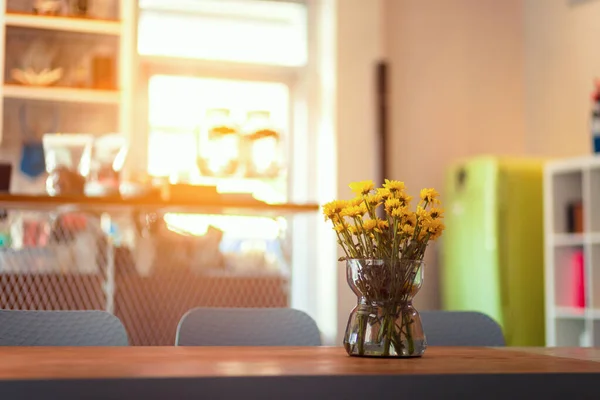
138,0,305,275
138,0,308,66
146,75,290,204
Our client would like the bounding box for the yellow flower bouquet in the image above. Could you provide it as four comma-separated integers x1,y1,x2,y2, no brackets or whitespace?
323,179,445,357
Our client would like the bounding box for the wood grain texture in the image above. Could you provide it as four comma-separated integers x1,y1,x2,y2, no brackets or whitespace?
0,347,599,381
505,347,600,362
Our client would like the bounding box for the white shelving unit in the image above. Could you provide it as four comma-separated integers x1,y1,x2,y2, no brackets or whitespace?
3,84,121,104
544,156,600,347
5,12,122,35
0,0,137,146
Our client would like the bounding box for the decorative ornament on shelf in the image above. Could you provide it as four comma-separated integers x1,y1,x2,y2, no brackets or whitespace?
323,179,445,358
11,38,62,87
11,68,63,86
33,0,66,15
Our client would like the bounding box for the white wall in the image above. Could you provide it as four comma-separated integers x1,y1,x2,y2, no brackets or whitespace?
525,0,600,157
384,0,526,309
329,0,527,342
332,0,384,344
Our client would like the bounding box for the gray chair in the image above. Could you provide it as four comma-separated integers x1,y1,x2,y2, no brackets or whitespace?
420,310,505,346
176,307,322,346
0,309,129,346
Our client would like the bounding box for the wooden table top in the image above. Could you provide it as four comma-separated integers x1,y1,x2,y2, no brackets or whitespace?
505,346,600,362
1,346,600,381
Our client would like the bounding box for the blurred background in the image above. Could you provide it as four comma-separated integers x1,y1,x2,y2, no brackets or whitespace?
0,0,596,348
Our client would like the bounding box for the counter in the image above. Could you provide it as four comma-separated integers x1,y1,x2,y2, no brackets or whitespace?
0,194,319,345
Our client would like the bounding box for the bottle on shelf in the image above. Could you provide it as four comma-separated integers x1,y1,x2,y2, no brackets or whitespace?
241,110,282,179
196,108,240,177
591,79,600,154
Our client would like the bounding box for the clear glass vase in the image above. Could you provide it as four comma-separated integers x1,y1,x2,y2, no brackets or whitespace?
343,259,427,357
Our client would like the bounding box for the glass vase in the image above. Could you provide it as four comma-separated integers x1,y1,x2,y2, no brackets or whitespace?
343,259,427,357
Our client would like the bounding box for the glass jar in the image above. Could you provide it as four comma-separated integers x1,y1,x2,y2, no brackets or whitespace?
343,259,427,357
81,133,128,197
43,133,93,196
197,109,240,177
242,111,281,178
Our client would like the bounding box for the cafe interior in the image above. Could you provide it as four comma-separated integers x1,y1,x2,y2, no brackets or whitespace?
0,0,599,398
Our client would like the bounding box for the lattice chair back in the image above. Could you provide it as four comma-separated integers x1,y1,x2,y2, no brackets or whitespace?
176,307,321,346
420,310,505,346
0,309,129,346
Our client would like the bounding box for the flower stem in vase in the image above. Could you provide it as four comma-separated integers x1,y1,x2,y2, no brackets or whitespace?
357,313,366,356
403,311,414,356
382,313,392,356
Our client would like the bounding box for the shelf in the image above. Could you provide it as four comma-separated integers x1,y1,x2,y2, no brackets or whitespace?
553,233,585,246
550,232,600,246
551,308,600,320
546,155,600,174
554,319,589,346
555,306,586,319
3,84,120,105
0,194,320,217
5,12,121,36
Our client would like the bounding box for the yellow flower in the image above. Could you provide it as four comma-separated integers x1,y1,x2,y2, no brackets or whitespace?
323,200,347,220
349,180,375,196
383,179,405,193
333,224,345,233
396,192,413,206
416,206,431,223
401,224,415,236
376,187,391,200
348,197,364,207
427,219,446,240
417,218,445,240
365,193,383,208
391,207,406,217
348,225,362,235
362,219,377,231
403,212,417,227
384,198,401,213
376,219,389,232
425,219,445,240
420,188,441,204
429,207,444,220
341,203,368,218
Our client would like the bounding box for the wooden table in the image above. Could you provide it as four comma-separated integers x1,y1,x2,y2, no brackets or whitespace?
1,347,599,399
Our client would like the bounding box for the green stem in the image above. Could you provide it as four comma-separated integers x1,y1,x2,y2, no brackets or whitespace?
382,313,392,356
354,217,370,257
357,313,366,356
403,309,414,356
334,231,351,259
335,213,356,255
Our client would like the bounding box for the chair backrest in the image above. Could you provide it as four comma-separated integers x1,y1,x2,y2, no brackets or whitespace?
420,310,505,346
0,309,129,346
176,307,322,346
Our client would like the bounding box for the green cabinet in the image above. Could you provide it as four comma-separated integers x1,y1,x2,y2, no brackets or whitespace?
441,156,545,346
